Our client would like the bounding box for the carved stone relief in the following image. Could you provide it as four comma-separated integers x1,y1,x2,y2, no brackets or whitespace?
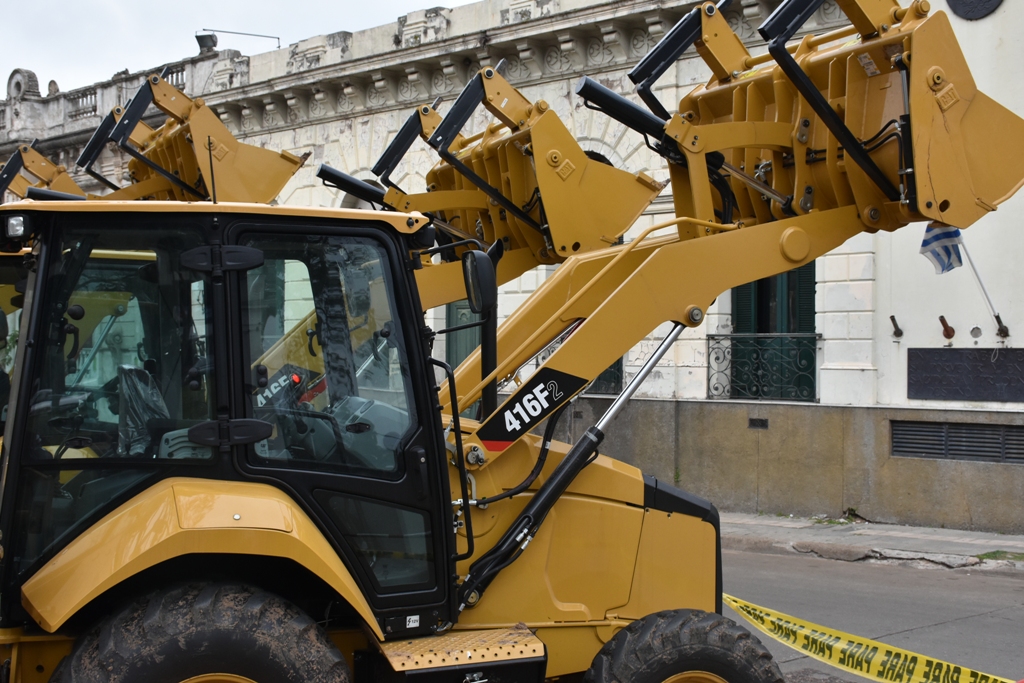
587,38,616,67
630,30,656,59
337,84,360,113
400,8,452,47
368,72,394,107
309,89,332,117
286,42,327,75
727,7,757,41
544,46,574,74
817,0,843,23
262,96,283,127
504,54,532,81
240,103,259,132
284,91,307,123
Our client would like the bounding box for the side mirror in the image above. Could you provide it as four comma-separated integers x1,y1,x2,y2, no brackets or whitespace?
462,249,497,314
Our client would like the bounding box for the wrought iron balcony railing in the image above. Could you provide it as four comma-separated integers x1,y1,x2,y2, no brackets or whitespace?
707,333,821,402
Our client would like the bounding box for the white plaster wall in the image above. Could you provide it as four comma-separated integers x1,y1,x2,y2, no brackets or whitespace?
864,0,1024,409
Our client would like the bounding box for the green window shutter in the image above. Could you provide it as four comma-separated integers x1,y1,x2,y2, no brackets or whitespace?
732,283,756,333
794,261,816,334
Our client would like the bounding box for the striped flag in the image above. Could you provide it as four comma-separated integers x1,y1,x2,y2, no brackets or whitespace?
920,222,963,274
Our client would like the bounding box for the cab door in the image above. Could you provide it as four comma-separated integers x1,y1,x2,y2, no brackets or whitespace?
228,220,453,636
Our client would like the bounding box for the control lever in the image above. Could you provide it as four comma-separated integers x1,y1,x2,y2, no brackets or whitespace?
307,326,319,357
63,302,85,372
64,321,80,374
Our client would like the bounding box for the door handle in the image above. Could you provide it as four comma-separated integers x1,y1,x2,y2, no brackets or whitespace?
410,446,428,498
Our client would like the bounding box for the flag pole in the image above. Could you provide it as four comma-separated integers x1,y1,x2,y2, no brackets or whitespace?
960,240,1010,338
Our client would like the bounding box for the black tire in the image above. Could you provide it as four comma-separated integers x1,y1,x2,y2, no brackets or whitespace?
584,609,784,683
51,583,352,683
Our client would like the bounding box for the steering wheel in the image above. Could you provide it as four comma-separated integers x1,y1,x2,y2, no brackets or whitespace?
267,406,378,467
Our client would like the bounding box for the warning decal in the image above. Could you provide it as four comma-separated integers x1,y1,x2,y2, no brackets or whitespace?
724,594,1015,683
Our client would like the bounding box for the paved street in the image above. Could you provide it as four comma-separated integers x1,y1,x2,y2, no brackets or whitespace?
721,549,1024,682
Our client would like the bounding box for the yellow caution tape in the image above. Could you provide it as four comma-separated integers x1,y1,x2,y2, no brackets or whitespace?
723,593,1016,683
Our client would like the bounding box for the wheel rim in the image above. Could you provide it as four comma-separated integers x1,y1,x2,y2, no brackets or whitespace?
180,676,258,683
664,672,730,683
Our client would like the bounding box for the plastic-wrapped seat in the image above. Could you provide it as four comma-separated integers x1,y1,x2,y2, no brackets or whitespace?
116,365,169,457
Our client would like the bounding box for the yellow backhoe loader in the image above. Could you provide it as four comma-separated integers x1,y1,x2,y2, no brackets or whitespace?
0,67,307,205
0,0,1019,681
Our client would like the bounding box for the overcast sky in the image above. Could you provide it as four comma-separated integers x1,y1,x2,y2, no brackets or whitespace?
2,1,479,95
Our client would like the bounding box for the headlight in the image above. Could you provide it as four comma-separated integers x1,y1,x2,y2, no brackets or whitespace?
5,215,25,239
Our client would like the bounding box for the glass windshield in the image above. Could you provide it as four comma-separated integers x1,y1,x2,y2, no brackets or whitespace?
24,230,216,461
10,219,217,576
241,231,415,475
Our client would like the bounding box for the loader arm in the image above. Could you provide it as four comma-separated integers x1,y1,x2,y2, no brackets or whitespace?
438,0,1024,608
0,142,86,203
320,65,665,312
448,0,1024,458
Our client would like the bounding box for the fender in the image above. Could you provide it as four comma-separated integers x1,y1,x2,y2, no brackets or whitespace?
21,478,383,639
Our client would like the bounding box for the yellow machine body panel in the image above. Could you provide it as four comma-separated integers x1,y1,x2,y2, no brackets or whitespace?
21,478,383,639
0,630,74,683
441,434,717,676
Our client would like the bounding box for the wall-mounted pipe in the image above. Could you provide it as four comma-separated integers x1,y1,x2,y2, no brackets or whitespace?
939,316,955,340
890,315,904,338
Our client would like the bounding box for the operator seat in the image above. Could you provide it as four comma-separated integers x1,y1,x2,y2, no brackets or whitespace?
116,364,169,457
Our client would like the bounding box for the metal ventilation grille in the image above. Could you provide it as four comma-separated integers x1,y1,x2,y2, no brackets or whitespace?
891,421,1024,464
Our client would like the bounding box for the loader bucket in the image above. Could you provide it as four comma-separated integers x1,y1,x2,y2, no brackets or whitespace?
909,11,1024,228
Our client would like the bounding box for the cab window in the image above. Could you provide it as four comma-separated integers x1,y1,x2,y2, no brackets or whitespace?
11,224,216,576
241,232,416,476
24,241,216,461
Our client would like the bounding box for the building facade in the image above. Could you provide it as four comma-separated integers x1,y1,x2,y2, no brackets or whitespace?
3,0,1023,530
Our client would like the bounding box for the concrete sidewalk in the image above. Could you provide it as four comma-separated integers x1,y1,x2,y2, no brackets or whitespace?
720,512,1024,573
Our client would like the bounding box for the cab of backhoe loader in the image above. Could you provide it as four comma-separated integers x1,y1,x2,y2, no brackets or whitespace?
0,203,471,646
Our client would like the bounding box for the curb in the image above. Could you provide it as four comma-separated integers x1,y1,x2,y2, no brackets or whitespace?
722,535,1024,576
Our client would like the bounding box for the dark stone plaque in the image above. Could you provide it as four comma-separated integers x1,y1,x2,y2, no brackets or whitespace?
947,0,1003,20
908,348,1024,402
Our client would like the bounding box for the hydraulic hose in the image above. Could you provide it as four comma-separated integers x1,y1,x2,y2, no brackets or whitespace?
473,403,569,507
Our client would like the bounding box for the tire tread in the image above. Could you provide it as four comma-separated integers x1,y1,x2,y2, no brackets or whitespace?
584,609,784,683
52,583,350,683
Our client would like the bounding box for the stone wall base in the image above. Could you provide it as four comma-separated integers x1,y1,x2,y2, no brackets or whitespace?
556,398,1024,534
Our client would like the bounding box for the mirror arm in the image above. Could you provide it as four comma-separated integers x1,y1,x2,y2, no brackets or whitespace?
419,238,487,257
436,319,485,335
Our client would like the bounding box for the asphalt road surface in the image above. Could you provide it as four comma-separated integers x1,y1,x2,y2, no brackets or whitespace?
721,549,1024,682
